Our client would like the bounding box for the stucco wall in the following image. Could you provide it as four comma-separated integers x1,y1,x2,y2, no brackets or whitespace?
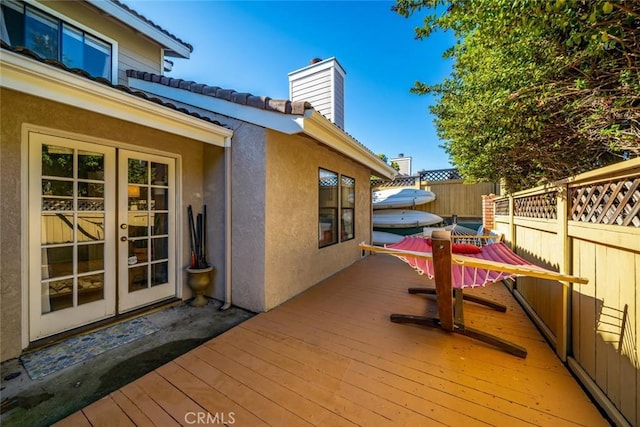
263,130,373,310
229,125,268,312
0,88,222,361
203,145,226,301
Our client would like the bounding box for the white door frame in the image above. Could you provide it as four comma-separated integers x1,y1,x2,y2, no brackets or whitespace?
28,133,117,340
23,126,183,344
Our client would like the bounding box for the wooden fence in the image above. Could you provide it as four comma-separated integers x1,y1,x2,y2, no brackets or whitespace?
493,158,640,427
372,169,498,221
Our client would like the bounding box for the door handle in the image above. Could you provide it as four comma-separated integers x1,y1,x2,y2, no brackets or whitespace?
120,224,128,229
121,236,128,242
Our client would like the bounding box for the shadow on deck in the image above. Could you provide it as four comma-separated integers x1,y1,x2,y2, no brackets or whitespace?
54,254,608,426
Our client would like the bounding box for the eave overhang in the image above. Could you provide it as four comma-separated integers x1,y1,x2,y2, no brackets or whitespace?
295,110,397,180
127,77,396,179
85,0,192,58
0,50,232,147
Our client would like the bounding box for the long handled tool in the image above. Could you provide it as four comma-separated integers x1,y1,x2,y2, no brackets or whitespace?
187,205,197,268
188,204,210,269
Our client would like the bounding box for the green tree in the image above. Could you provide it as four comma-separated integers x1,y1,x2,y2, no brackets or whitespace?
377,153,401,172
394,0,640,191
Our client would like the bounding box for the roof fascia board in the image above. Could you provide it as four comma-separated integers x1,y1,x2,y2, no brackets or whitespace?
128,78,304,134
84,0,191,58
1,51,231,146
298,111,396,179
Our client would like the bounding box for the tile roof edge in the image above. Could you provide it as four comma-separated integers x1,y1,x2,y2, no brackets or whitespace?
126,70,387,169
126,70,312,115
109,0,193,53
1,41,228,129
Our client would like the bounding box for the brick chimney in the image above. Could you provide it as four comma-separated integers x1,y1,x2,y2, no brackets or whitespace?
482,194,496,231
288,57,346,129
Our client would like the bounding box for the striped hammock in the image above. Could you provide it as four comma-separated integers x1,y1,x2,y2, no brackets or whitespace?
359,236,588,288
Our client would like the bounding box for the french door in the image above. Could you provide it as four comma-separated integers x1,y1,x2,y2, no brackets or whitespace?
29,134,176,340
117,150,176,312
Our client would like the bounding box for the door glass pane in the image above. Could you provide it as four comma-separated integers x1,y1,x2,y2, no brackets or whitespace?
128,186,148,211
41,214,73,244
42,145,73,178
128,239,148,264
128,159,148,184
129,265,147,292
151,237,168,261
151,162,168,185
42,179,74,211
151,262,168,287
151,188,168,210
78,150,104,180
41,246,73,279
77,213,104,242
78,181,104,198
78,196,104,211
78,273,104,305
128,212,148,237
151,213,168,235
77,243,104,273
44,279,73,313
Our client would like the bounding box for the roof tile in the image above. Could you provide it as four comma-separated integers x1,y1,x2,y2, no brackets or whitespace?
191,83,205,93
231,92,250,105
247,95,268,109
216,88,234,101
126,70,311,116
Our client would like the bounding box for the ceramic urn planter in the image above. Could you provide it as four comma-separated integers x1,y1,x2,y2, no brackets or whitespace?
186,266,214,307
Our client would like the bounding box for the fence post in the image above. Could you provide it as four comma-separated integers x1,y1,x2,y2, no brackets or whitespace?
508,194,515,246
556,185,570,361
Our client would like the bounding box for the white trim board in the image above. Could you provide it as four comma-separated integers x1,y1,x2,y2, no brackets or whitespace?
1,50,232,146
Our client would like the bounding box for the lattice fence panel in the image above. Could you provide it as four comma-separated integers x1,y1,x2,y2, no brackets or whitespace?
419,168,462,182
570,177,640,227
513,193,557,219
494,199,510,216
371,176,418,188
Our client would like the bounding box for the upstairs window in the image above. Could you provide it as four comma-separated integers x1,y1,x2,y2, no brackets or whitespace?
1,0,112,80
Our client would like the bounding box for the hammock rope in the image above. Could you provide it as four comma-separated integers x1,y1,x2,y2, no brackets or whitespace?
359,239,588,287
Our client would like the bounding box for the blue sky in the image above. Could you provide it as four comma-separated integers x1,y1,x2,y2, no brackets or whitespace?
123,1,456,172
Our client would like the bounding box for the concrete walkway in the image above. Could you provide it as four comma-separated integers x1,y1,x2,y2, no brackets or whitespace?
0,300,254,427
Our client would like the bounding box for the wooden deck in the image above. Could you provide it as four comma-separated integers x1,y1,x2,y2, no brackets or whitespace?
54,254,608,426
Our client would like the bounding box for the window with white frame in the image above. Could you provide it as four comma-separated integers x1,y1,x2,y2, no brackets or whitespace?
318,169,355,247
1,0,112,80
340,175,355,241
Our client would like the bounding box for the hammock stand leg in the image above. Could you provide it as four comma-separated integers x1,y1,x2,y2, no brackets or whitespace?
390,231,527,359
406,287,507,313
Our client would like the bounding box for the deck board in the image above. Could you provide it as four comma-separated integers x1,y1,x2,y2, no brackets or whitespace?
55,254,608,426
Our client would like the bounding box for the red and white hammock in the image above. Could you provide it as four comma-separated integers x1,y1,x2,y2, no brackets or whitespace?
360,236,588,287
